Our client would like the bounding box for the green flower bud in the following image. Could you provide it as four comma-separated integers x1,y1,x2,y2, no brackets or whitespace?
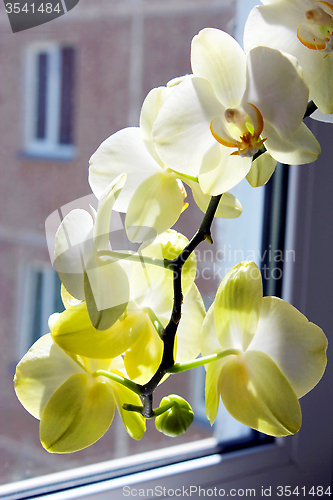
155,395,194,437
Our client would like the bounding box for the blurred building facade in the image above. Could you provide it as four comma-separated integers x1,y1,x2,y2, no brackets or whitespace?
0,0,237,485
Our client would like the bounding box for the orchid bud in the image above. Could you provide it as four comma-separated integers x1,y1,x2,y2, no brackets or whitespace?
155,395,194,437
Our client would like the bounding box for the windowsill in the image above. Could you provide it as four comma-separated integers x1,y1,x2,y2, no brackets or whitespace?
0,437,290,500
19,146,76,162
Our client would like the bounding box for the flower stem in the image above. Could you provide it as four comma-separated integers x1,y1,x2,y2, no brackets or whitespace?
168,349,241,373
92,370,141,395
304,100,317,118
139,194,223,399
97,250,172,270
144,307,165,339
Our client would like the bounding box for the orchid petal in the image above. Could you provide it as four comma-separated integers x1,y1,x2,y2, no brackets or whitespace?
199,145,251,196
205,358,228,424
111,373,146,440
191,28,246,107
311,108,333,122
89,128,160,209
61,285,83,309
187,180,242,218
264,121,321,164
220,350,302,436
40,373,115,453
153,77,224,177
51,303,146,359
93,173,127,251
244,2,325,85
140,86,173,164
243,46,308,139
54,209,93,300
310,55,333,114
249,297,328,398
175,284,205,363
246,152,277,187
124,320,163,384
14,334,83,420
214,262,262,352
84,254,129,330
125,172,184,243
134,230,196,315
201,303,221,359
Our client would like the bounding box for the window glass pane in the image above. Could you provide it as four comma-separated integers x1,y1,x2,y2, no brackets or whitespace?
36,53,48,140
0,0,271,488
59,47,75,145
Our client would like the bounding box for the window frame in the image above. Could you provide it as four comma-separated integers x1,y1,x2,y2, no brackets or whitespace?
23,42,75,159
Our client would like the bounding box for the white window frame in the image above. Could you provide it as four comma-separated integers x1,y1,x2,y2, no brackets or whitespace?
23,42,75,159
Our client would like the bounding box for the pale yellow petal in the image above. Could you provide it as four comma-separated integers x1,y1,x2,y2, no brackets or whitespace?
249,297,328,398
220,350,302,436
125,172,184,243
246,152,277,187
214,262,262,351
14,334,83,420
51,303,147,359
40,373,115,453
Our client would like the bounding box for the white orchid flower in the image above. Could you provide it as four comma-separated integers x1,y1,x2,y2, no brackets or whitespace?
54,174,131,331
14,333,146,453
89,86,243,243
152,28,321,195
202,262,328,436
244,0,333,116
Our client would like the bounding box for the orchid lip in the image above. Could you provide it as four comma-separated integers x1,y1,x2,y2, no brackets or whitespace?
210,103,266,157
297,4,333,52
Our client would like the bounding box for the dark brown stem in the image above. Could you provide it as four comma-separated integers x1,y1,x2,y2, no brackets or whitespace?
139,194,223,405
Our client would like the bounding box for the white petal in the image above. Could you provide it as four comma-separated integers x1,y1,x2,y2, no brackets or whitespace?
54,209,93,300
125,172,184,242
175,284,206,363
244,3,326,85
191,28,246,107
243,46,308,139
89,128,160,209
186,179,242,218
246,152,277,187
14,334,83,419
214,262,263,352
311,109,333,123
264,122,321,164
152,77,224,177
140,86,173,163
201,302,221,359
310,55,333,114
94,174,126,251
199,145,251,195
85,254,129,319
249,297,328,398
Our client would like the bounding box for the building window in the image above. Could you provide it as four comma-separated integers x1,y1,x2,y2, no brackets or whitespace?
18,264,64,359
24,44,76,158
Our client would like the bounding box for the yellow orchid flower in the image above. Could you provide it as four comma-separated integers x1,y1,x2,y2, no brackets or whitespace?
52,230,205,386
14,334,145,453
202,261,327,436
